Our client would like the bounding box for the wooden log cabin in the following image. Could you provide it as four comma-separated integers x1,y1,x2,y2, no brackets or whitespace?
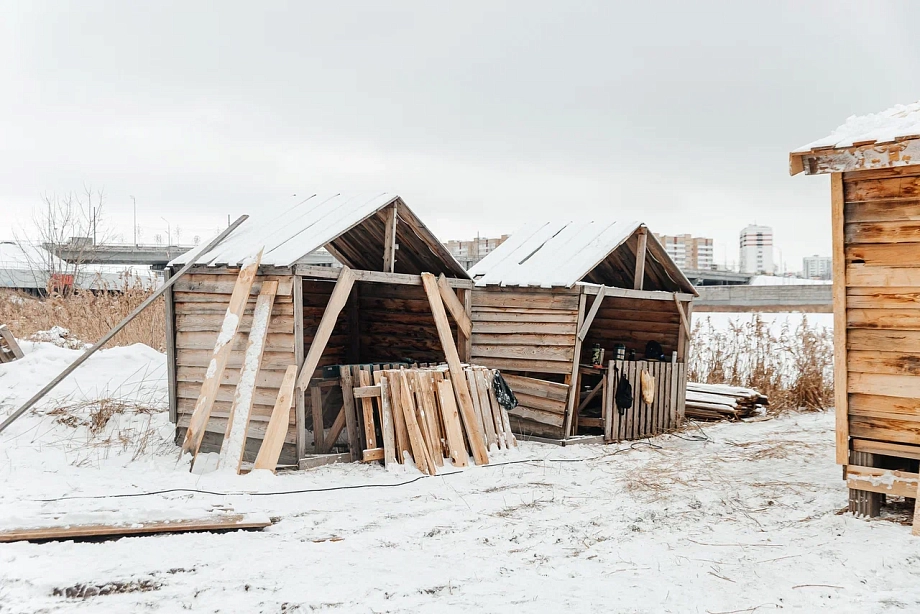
467,221,698,443
165,194,472,467
791,101,920,517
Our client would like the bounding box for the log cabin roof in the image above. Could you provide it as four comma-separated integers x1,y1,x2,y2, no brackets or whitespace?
169,193,468,277
790,101,920,176
468,220,697,294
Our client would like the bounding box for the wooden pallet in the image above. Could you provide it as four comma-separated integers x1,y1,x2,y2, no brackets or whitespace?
0,325,24,364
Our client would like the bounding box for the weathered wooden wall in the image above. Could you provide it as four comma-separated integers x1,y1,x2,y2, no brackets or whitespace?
580,295,682,363
172,269,298,464
842,167,920,457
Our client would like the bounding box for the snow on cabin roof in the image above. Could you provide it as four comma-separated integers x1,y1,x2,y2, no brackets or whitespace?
169,193,467,277
468,220,656,289
793,101,920,153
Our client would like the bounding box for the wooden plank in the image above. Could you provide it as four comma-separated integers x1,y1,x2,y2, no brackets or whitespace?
435,378,470,467
466,369,491,448
173,277,294,296
467,356,574,375
414,371,444,465
298,452,352,470
633,228,648,290
847,265,920,287
474,368,499,449
848,329,920,352
845,221,920,244
848,350,920,375
848,287,920,309
383,202,397,273
310,384,325,453
181,250,263,459
358,369,377,451
850,415,920,446
844,465,919,499
339,366,361,458
843,174,920,201
471,343,573,363
847,309,920,330
501,373,570,401
323,407,346,451
831,172,848,465
509,405,565,428
458,288,472,362
852,438,920,461
252,365,298,472
472,291,580,311
488,369,515,448
362,447,385,462
353,385,382,399
845,243,920,267
848,372,920,398
437,274,472,338
218,281,278,473
294,264,474,289
294,266,356,390
397,371,435,474
384,371,411,463
845,200,920,223
0,513,271,543
849,392,920,415
471,321,578,334
421,273,489,465
673,293,693,340
176,313,295,334
164,268,178,423
604,364,615,442
375,372,397,468
577,285,606,342
563,292,588,438
471,332,576,347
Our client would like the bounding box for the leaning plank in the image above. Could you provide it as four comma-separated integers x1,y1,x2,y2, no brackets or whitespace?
0,325,24,360
577,285,606,342
421,273,489,465
673,294,692,340
413,371,444,467
339,366,361,456
384,371,411,462
475,368,502,449
397,371,436,474
488,370,516,448
182,249,263,460
323,407,347,452
375,373,398,468
0,513,271,543
252,365,298,472
358,369,378,451
0,216,249,436
435,379,470,467
217,281,278,473
298,452,352,470
294,266,356,390
437,274,472,338
466,369,494,449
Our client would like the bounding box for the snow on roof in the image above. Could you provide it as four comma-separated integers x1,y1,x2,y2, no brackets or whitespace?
0,241,68,270
793,101,920,152
469,220,643,288
170,193,400,267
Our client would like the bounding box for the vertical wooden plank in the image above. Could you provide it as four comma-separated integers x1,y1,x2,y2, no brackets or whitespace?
563,291,588,439
467,370,495,449
253,365,298,472
375,373,397,468
630,361,641,440
669,352,679,430
634,227,648,290
181,251,263,458
604,361,615,442
358,368,377,450
416,372,444,464
164,266,178,424
475,368,502,450
397,371,435,474
218,281,278,472
436,378,470,467
383,203,397,273
831,171,849,466
311,384,325,453
385,369,411,462
293,275,306,460
677,363,687,422
657,361,667,434
346,284,360,364
421,273,489,465
339,366,361,458
457,288,472,362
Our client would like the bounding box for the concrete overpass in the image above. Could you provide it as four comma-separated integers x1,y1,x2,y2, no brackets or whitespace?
47,243,339,269
682,268,752,286
694,284,832,313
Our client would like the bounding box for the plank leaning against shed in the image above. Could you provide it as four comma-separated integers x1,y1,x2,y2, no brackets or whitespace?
466,219,698,444
790,101,920,526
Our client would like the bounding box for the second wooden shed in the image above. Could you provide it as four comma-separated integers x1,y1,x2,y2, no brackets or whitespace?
467,220,698,443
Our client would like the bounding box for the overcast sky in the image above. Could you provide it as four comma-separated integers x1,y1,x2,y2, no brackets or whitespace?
2,1,919,271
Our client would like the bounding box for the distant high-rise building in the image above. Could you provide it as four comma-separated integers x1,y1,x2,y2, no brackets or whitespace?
445,235,510,269
654,234,714,270
802,255,832,280
739,224,774,274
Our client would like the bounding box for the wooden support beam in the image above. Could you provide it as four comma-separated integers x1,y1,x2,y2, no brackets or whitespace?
383,203,397,273
577,285,606,342
164,268,178,423
292,275,306,459
293,264,474,289
375,373,397,468
633,227,648,290
339,366,361,457
323,407,346,452
458,287,472,362
437,274,472,338
831,171,848,466
253,365,298,472
673,293,692,340
218,281,278,473
295,266,356,391
421,272,489,465
563,292,588,438
311,384,325,453
182,250,263,460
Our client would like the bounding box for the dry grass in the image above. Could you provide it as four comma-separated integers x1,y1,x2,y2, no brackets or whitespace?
689,314,834,413
0,275,164,350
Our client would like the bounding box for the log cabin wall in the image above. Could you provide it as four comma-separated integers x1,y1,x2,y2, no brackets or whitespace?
172,268,299,465
580,295,682,363
841,167,920,462
469,286,580,438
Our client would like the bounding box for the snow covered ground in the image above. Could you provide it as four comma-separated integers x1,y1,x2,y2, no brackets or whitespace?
1,341,919,613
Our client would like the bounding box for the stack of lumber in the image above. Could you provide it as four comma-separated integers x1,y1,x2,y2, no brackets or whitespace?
0,325,24,364
351,364,516,475
685,382,768,421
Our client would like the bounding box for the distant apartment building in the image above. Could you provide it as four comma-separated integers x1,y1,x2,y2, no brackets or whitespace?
445,235,510,269
739,224,774,274
802,255,832,280
654,234,714,270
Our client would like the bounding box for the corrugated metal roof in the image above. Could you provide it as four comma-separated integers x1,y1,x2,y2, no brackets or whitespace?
793,101,920,152
468,220,642,288
170,193,400,267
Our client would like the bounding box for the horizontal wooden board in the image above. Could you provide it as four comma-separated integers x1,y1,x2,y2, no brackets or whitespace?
175,301,295,317
472,356,573,375
359,297,434,314
472,321,578,335
845,243,920,267
471,333,576,347
846,309,920,330
176,331,295,353
472,291,580,311
472,344,573,362
851,438,920,461
845,221,920,244
508,415,564,439
847,265,920,287
846,465,919,498
176,313,295,334
847,287,920,309
177,413,297,443
844,200,920,223
173,292,293,304
501,373,570,401
848,329,920,353
587,317,679,336
508,405,565,427
178,365,293,389
843,167,920,181
847,372,920,398
174,277,293,296
176,349,296,370
844,175,920,202
512,391,567,413
593,307,680,324
849,415,920,446
600,297,683,314
848,350,920,376
177,381,287,408
176,398,293,426
471,310,577,324
849,392,920,415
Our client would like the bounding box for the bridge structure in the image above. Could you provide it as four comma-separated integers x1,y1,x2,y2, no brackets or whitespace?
681,268,752,286
694,284,832,313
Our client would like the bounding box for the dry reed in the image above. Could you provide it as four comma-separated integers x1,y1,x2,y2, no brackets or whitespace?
689,314,834,413
0,275,165,350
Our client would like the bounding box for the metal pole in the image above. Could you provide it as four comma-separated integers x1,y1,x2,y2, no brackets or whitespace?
131,195,137,246
0,215,248,436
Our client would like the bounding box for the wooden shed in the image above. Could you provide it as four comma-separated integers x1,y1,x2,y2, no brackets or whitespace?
467,220,698,443
164,193,474,467
791,102,920,517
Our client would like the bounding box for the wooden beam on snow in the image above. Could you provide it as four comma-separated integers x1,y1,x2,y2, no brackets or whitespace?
633,227,648,291
383,203,398,273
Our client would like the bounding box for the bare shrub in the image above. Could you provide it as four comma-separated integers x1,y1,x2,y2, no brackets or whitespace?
0,274,164,350
689,314,834,413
